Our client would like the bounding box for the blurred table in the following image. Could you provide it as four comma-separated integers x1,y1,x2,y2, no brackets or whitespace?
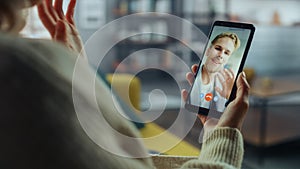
248,76,300,165
250,76,300,146
251,76,300,98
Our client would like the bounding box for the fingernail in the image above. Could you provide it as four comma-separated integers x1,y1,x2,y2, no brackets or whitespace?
242,71,246,78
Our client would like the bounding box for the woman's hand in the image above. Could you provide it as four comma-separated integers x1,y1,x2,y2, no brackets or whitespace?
216,72,250,130
182,65,250,131
37,0,84,55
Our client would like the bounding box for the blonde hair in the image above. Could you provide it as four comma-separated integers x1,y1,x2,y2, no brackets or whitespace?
0,1,20,32
0,0,41,32
211,32,241,50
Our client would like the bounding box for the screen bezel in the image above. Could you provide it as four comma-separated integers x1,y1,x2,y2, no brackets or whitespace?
185,20,256,116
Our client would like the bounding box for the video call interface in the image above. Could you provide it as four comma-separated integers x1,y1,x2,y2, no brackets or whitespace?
188,25,251,112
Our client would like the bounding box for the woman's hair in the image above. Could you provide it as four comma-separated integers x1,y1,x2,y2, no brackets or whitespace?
0,0,41,32
0,0,20,31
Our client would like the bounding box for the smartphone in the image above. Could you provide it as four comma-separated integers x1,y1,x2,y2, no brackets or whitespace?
185,21,255,116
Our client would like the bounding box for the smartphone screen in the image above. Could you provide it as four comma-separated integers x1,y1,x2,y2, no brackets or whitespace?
185,21,255,115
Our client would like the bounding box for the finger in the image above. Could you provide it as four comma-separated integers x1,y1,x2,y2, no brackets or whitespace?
186,72,195,86
198,114,207,124
215,86,222,95
45,0,59,21
37,0,56,37
54,0,64,19
227,68,235,77
54,20,67,42
216,74,225,86
221,69,229,80
66,0,76,25
235,72,250,103
191,64,198,74
224,68,234,79
218,69,226,79
69,24,80,36
181,90,188,101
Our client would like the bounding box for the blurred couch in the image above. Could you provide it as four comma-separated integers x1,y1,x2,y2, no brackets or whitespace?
105,73,200,156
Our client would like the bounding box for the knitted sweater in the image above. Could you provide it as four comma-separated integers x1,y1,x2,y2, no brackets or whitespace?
152,127,243,169
181,127,243,169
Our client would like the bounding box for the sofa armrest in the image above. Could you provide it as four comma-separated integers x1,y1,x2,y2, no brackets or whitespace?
140,123,200,156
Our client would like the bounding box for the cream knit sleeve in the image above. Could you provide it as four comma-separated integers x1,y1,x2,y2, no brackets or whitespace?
180,127,244,169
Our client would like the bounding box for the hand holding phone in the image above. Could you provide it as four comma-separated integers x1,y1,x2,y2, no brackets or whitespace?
182,67,250,130
185,21,255,116
203,72,250,134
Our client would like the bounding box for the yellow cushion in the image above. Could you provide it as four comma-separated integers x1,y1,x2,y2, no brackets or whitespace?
106,73,200,156
140,123,200,156
106,73,141,110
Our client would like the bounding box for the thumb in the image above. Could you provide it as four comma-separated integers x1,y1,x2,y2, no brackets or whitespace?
235,72,250,104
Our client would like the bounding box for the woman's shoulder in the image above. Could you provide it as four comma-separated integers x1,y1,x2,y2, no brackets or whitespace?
0,33,74,58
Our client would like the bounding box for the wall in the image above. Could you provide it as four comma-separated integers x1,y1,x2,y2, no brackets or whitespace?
245,26,300,76
74,0,300,76
229,0,300,26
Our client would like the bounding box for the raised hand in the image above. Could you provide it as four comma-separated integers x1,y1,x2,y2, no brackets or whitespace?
215,68,235,99
37,0,84,55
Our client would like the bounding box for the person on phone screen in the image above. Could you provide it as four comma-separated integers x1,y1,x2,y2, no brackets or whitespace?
190,32,241,112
